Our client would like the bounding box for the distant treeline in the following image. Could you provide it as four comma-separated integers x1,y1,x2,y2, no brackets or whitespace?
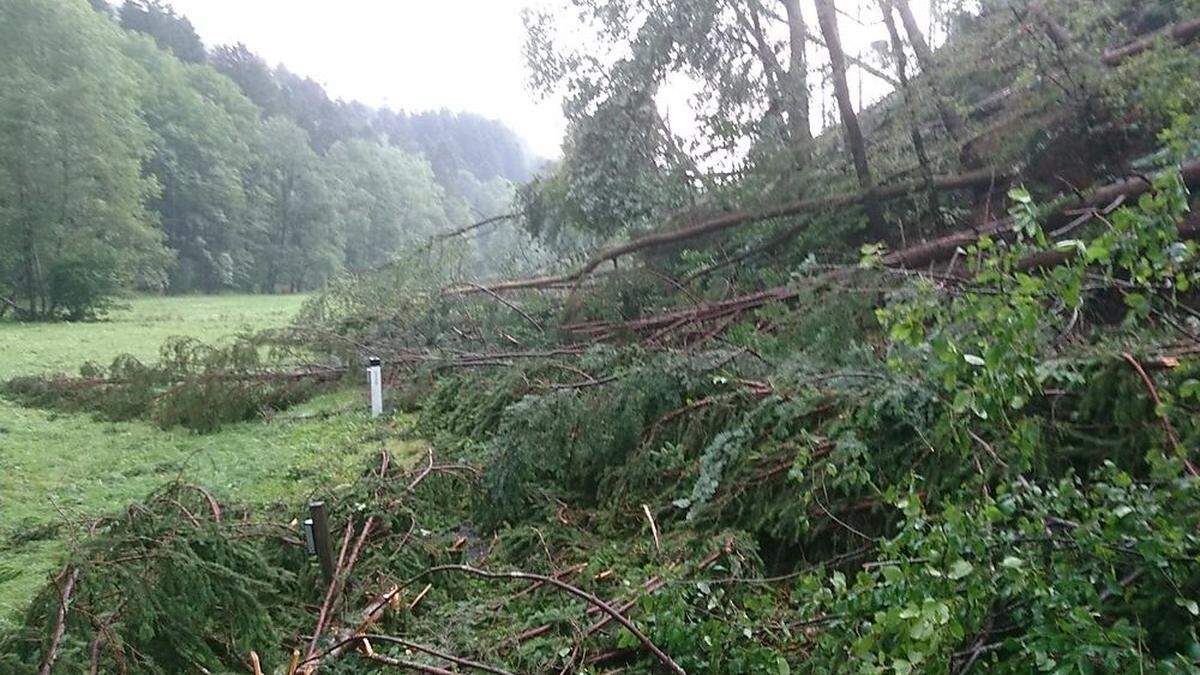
0,0,538,319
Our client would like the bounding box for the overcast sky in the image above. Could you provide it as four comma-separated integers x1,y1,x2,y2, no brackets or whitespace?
166,0,565,157
165,0,942,161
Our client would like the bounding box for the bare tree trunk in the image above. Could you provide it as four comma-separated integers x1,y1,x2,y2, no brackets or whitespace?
813,0,885,235
878,0,943,230
780,0,813,160
736,1,813,163
891,0,979,168
735,4,791,143
23,228,38,317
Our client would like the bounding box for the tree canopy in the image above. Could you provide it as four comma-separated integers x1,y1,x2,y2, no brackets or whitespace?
0,0,536,319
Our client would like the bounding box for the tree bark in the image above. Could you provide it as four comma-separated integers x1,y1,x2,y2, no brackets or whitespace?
780,0,813,159
1102,17,1200,66
734,3,791,144
891,0,979,169
813,0,885,235
878,0,943,230
882,159,1200,268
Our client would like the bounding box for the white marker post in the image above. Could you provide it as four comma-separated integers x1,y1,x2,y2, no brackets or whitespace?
367,356,383,418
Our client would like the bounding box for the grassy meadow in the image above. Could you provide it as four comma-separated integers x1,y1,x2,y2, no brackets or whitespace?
0,295,412,625
0,293,310,379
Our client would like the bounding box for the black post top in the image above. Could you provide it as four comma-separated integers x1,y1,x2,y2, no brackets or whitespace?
368,357,381,367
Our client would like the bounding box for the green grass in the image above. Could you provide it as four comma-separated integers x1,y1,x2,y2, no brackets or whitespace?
0,293,309,379
0,293,417,626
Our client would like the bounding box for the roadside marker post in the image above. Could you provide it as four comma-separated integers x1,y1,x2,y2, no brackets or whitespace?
302,518,316,555
308,501,335,583
367,356,383,418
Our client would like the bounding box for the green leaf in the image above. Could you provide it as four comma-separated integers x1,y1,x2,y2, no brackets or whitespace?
1001,556,1024,569
831,570,847,593
948,559,974,580
1085,242,1110,263
1175,598,1200,616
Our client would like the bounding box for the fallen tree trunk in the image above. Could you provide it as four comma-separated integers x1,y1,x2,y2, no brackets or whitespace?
428,213,517,244
565,287,799,340
1102,17,1200,66
567,208,1200,345
1016,211,1200,272
38,566,79,675
883,159,1200,269
451,167,1009,296
447,160,1200,348
15,366,349,389
445,19,1200,299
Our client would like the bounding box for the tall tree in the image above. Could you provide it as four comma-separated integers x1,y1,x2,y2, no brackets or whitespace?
375,109,535,186
327,139,450,271
247,117,338,293
813,0,885,234
122,35,260,292
877,0,943,230
210,43,282,115
890,0,978,168
0,0,168,319
119,0,206,64
781,0,813,159
521,0,825,238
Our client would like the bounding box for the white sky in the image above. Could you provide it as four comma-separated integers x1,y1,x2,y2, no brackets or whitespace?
164,0,944,161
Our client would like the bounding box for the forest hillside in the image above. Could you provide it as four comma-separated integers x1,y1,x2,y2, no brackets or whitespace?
0,0,539,318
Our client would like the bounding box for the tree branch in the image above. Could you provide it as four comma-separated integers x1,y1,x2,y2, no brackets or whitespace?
421,564,686,675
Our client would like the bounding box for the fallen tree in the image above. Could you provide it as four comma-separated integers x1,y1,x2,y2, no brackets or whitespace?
1102,16,1200,65
883,158,1200,268
447,166,1010,296
447,15,1200,299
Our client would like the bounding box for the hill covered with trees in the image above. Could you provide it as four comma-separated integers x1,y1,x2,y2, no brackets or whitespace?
4,0,1200,673
0,0,539,319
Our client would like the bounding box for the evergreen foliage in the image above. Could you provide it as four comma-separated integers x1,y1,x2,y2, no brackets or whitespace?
3,336,337,432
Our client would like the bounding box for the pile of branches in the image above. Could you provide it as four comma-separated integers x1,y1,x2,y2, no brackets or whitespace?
2,336,345,431
0,483,310,673
0,429,754,674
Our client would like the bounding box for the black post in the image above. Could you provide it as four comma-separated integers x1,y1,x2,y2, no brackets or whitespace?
308,501,335,583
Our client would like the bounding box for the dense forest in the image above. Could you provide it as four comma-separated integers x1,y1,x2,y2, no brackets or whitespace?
5,0,1200,673
0,0,539,319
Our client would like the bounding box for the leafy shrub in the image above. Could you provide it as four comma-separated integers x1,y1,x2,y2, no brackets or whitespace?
46,254,123,321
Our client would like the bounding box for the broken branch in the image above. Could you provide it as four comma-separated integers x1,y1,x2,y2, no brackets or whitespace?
421,564,686,675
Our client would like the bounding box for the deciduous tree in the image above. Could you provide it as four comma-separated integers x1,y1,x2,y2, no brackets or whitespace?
0,0,168,319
